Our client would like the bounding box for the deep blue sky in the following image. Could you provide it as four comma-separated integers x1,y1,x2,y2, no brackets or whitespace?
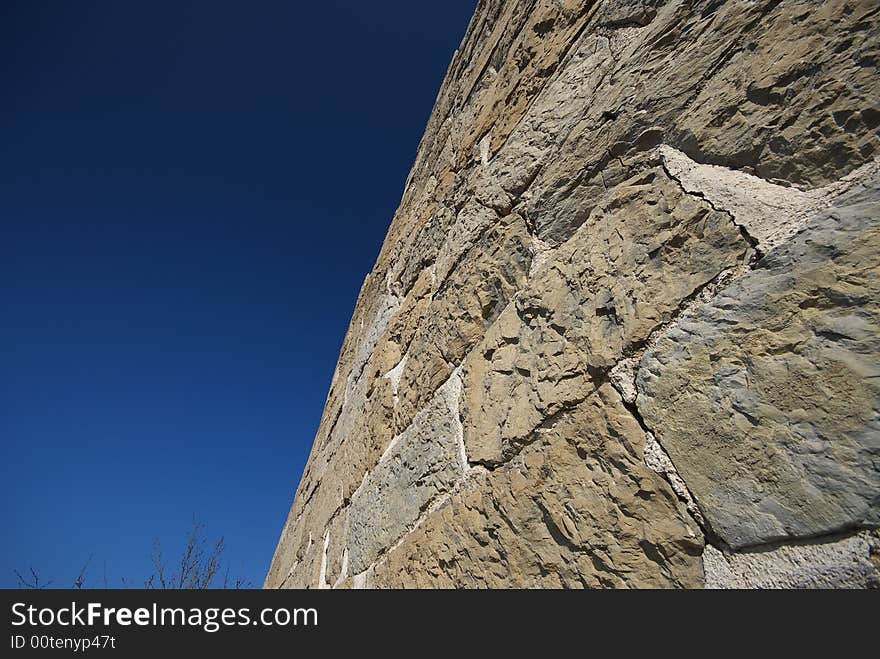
0,1,475,588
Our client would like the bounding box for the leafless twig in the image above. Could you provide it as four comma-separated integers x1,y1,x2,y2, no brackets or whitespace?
14,567,52,589
73,554,93,589
15,517,252,589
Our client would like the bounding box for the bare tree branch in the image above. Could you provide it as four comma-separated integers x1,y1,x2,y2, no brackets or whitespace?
14,567,52,589
15,518,252,589
73,554,93,590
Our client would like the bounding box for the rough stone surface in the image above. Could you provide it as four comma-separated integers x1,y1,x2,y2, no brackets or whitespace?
265,0,880,589
703,531,880,589
347,373,466,576
460,167,752,468
638,179,880,549
369,385,704,589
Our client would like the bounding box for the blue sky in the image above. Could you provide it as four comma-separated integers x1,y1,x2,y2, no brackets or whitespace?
0,1,475,588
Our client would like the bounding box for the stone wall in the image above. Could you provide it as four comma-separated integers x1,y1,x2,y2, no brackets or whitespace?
265,0,880,589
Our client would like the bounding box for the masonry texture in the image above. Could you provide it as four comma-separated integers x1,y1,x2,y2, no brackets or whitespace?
266,0,880,589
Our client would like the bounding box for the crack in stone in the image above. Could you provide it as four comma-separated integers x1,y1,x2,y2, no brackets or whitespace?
659,150,763,262
605,371,717,544
659,144,880,254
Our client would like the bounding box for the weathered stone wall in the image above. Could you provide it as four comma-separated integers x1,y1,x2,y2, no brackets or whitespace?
265,0,880,589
